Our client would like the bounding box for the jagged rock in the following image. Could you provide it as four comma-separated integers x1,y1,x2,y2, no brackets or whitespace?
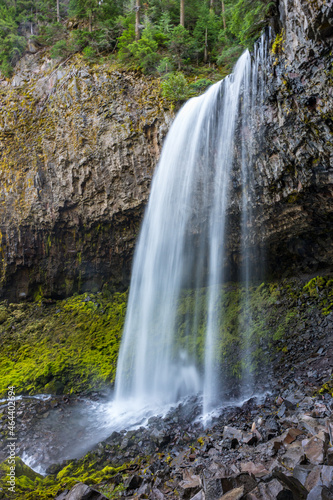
279,442,306,469
283,428,304,445
151,488,165,500
272,470,309,499
302,431,329,465
244,479,292,499
308,485,333,500
328,448,333,466
220,486,244,500
190,491,205,500
202,477,223,500
293,464,315,486
223,427,243,444
124,473,143,490
305,465,333,492
240,462,269,478
55,482,108,499
221,473,256,496
178,471,201,499
299,415,326,436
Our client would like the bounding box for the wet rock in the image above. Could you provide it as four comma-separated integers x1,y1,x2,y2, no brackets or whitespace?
151,488,165,500
328,448,333,466
299,415,326,436
283,428,304,445
308,485,333,500
293,464,315,486
305,465,333,492
223,427,243,443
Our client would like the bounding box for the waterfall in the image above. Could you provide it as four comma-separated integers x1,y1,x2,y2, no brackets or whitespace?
115,35,270,413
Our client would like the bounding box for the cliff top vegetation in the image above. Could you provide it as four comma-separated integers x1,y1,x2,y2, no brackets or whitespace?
0,0,274,97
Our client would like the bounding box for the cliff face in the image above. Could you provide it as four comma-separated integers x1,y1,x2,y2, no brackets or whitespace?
226,0,333,278
259,0,333,275
0,58,173,300
0,0,332,300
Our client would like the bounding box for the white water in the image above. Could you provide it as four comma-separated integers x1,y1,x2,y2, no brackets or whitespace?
115,36,270,413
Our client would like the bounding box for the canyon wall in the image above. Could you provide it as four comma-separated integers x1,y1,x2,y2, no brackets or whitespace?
0,0,332,300
0,60,173,299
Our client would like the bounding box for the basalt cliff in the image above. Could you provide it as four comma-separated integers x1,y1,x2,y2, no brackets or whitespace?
0,0,333,300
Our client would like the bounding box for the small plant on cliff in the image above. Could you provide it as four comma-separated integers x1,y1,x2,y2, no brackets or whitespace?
161,71,189,102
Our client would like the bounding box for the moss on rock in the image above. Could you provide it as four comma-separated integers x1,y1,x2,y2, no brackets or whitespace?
0,290,127,397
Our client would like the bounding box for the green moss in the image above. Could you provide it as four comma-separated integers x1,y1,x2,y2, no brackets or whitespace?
271,30,285,55
1,275,332,398
0,290,127,397
0,451,131,499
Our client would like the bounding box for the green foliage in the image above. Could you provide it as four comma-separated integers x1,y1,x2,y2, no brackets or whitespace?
50,39,71,58
157,56,174,75
161,71,189,102
0,5,26,77
32,22,67,46
82,45,97,61
167,25,193,70
0,0,271,78
227,0,272,46
122,24,160,72
189,78,212,94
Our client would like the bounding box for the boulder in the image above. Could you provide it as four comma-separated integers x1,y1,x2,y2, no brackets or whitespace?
220,486,244,500
179,471,201,499
56,482,109,500
244,479,292,499
302,431,329,465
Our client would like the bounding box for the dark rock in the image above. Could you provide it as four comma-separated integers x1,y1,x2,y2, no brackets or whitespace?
273,470,309,499
203,477,223,500
244,479,292,500
221,473,256,495
56,482,109,499
178,471,201,499
124,474,143,490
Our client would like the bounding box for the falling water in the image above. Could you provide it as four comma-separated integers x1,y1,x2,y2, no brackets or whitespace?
115,35,270,413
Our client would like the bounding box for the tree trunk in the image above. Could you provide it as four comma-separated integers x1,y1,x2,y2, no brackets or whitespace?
204,27,208,63
210,0,214,12
57,0,60,23
89,12,92,32
135,0,141,41
180,0,185,26
222,0,226,29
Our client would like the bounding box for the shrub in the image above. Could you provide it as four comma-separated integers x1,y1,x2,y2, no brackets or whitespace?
161,71,189,102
